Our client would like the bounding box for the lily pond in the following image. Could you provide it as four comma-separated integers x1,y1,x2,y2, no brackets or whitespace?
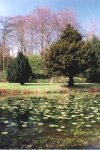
0,93,100,149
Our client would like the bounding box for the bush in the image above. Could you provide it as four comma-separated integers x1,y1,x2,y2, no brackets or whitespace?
84,68,100,83
6,52,32,85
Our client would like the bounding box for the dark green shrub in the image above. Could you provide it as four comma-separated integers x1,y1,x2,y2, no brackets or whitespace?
84,36,100,83
85,68,100,83
6,52,32,85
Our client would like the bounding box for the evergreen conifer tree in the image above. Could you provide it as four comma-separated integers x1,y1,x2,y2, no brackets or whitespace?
44,24,88,86
6,52,32,85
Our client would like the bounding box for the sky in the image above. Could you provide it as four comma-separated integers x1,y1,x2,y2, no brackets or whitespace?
0,0,100,33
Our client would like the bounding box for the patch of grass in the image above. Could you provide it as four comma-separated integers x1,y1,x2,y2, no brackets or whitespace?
0,82,63,91
0,82,99,99
0,82,100,91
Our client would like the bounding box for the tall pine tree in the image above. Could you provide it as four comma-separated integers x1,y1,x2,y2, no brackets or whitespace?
44,24,91,86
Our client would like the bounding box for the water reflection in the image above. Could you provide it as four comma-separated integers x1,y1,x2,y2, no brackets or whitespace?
0,93,100,148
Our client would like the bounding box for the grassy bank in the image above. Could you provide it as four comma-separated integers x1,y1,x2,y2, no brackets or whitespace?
0,82,100,91
0,83,62,91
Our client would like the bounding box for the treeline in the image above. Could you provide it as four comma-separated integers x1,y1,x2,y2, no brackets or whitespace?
6,24,100,86
44,24,100,86
0,7,78,71
0,7,100,85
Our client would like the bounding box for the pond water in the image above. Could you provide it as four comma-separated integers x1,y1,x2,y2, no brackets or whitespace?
0,93,100,149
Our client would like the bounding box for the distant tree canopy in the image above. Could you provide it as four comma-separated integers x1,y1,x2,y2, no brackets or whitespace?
0,8,78,58
44,24,97,86
6,52,32,85
84,36,100,83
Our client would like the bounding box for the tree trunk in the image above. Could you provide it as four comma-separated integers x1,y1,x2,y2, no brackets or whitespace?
2,56,5,71
68,75,74,87
2,44,5,72
20,82,24,85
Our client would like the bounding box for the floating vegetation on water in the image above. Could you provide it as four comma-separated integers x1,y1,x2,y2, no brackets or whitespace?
72,123,77,125
60,126,65,129
1,132,8,135
91,120,96,123
85,125,91,127
0,93,99,148
38,123,44,126
4,120,9,124
21,124,27,127
57,129,62,132
49,124,56,127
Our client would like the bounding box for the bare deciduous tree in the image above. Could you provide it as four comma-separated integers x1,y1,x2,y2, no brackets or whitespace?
0,16,12,71
30,7,55,56
28,7,78,56
0,7,78,59
11,16,27,54
53,9,78,35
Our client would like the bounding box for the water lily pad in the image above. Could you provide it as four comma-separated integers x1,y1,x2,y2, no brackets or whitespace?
49,124,55,127
21,124,27,127
84,117,90,119
27,144,32,149
4,120,9,124
1,132,8,135
58,116,65,119
97,117,100,120
66,118,71,120
71,115,76,118
85,125,91,127
72,123,77,125
80,114,84,116
57,129,62,132
61,112,65,115
1,107,5,110
60,126,65,129
11,122,17,126
91,120,96,123
38,123,44,126
93,110,98,113
54,125,59,127
20,121,23,123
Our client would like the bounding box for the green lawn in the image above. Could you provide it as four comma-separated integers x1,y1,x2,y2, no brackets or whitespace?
0,82,100,91
0,82,99,100
0,82,63,91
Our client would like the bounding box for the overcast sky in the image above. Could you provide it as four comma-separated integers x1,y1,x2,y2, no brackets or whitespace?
0,0,100,33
